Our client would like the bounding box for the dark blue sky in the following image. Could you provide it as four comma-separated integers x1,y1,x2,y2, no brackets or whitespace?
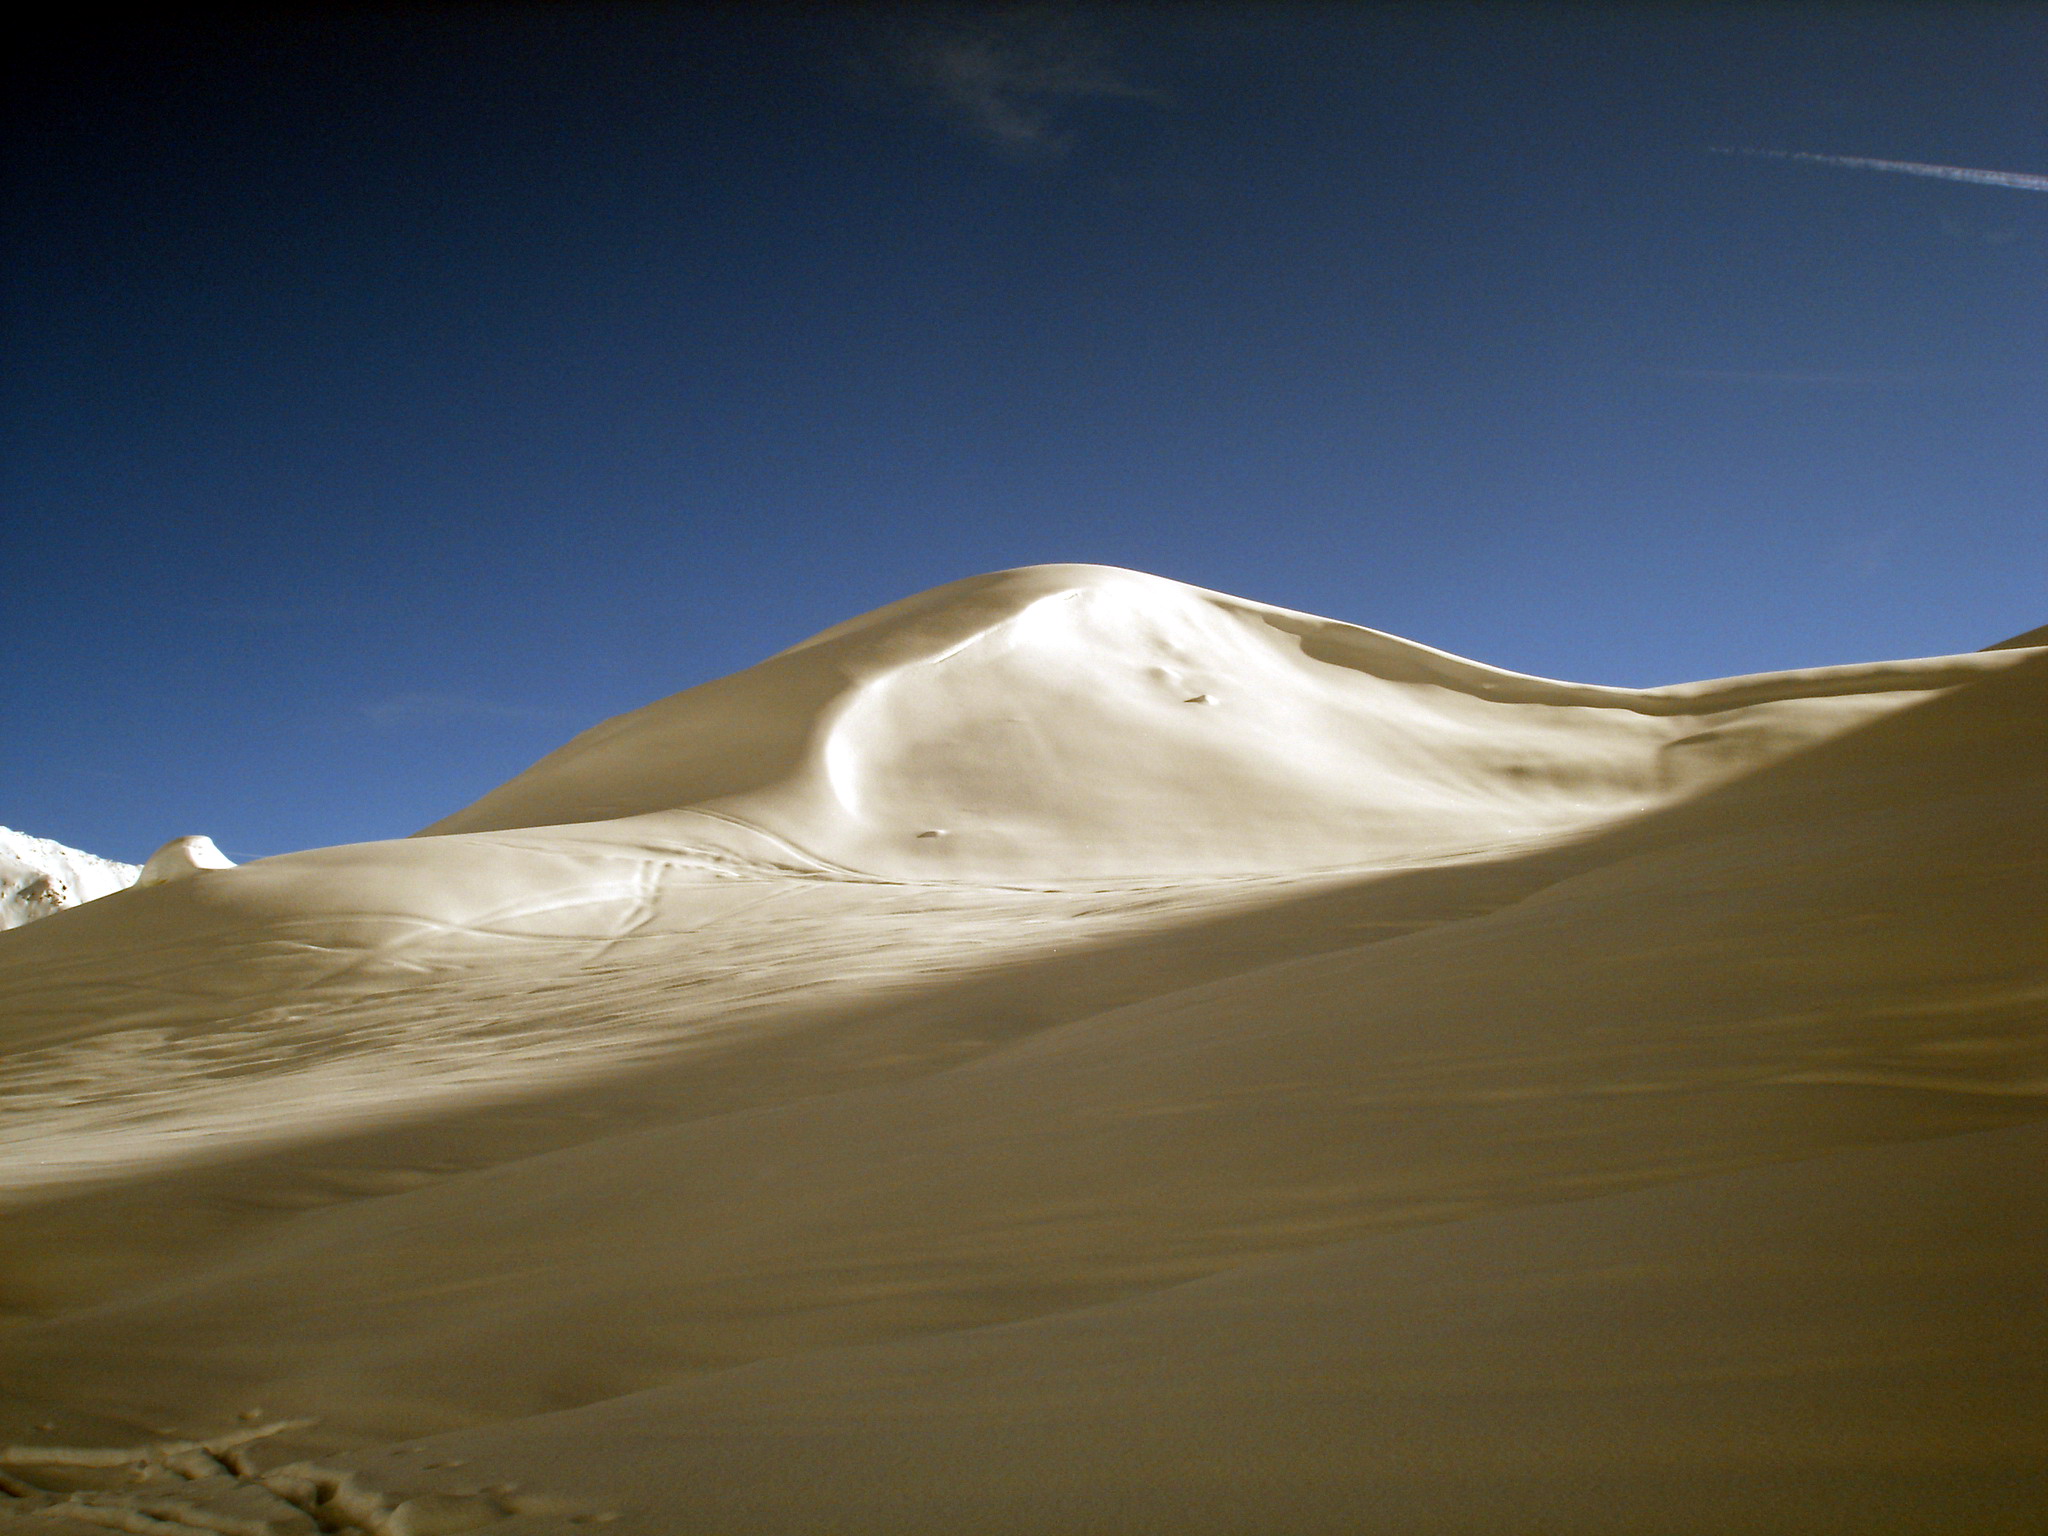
6,3,2044,862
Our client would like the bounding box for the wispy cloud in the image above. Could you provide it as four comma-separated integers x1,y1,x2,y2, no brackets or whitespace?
1713,147,2048,194
359,692,564,728
891,5,1160,157
1651,367,1924,387
1650,364,2048,389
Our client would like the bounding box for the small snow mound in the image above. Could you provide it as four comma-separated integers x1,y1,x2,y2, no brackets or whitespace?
0,826,139,930
136,835,238,887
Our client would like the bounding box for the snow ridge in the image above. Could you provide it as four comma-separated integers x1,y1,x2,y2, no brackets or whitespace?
0,827,139,931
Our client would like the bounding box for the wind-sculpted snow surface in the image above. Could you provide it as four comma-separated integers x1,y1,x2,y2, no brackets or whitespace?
423,565,2018,879
1,567,2044,1534
135,836,237,888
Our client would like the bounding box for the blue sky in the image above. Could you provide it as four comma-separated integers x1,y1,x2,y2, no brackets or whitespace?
5,4,2044,862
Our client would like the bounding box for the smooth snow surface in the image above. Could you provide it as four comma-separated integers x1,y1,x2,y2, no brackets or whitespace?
134,835,237,888
424,565,2017,878
0,566,2043,1534
0,827,137,930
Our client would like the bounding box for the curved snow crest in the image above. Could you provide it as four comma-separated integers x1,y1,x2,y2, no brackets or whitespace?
774,565,2016,711
0,827,139,930
135,834,238,887
421,565,2032,880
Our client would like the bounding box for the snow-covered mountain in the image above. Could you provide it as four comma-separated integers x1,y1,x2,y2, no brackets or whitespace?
423,563,2015,880
0,826,139,929
1,568,2043,1531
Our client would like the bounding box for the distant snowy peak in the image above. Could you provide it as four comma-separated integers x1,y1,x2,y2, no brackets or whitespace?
0,826,139,930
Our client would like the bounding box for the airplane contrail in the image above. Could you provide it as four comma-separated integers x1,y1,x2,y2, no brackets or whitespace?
1713,147,2048,194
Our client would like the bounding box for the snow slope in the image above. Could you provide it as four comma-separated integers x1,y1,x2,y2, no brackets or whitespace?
0,567,2042,1533
424,564,2015,879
